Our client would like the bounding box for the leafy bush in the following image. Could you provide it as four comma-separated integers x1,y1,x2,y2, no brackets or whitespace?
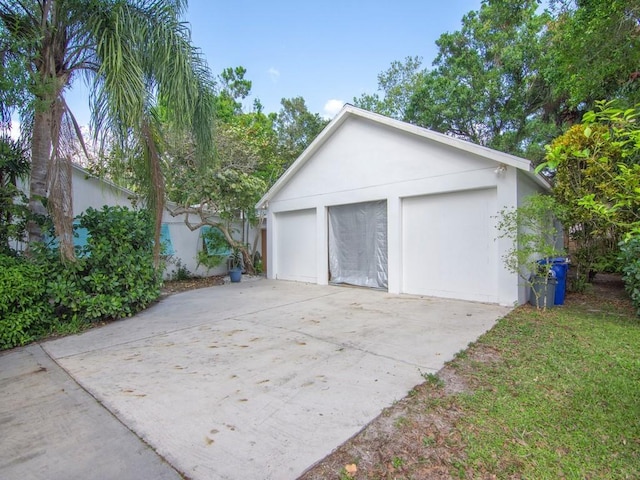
541,103,640,287
495,194,566,308
0,255,53,349
42,206,162,323
0,206,162,350
619,235,640,316
168,258,192,281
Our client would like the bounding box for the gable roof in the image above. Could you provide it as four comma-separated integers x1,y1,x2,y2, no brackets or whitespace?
258,104,550,208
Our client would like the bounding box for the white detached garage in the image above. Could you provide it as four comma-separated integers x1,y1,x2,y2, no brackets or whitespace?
258,105,550,306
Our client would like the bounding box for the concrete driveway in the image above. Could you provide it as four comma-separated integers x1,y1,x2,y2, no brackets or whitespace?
1,279,511,480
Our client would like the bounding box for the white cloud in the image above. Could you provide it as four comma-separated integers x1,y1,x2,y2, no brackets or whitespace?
268,67,280,82
323,99,344,119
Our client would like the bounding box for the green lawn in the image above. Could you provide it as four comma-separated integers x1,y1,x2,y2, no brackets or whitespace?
455,295,640,479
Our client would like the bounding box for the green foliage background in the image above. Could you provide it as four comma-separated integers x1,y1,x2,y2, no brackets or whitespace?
0,206,161,350
0,255,53,349
619,236,640,315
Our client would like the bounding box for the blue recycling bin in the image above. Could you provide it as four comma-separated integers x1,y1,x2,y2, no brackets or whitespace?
537,257,569,305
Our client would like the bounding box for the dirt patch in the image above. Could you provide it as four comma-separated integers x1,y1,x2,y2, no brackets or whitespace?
299,355,477,480
161,275,226,296
570,273,635,316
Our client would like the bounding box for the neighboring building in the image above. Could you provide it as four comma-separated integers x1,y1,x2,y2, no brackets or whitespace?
71,162,136,212
258,105,550,306
75,163,227,277
21,163,255,278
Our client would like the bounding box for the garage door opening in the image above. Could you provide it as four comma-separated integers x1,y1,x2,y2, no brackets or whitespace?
328,200,388,289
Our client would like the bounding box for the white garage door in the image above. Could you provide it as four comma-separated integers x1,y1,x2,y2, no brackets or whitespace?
402,189,498,303
274,209,317,282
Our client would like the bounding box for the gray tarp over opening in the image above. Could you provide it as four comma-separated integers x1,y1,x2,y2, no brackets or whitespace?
328,200,388,289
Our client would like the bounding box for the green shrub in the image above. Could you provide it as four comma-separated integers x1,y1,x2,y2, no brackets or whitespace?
168,258,192,281
0,255,54,349
43,206,162,323
0,206,163,350
619,235,640,316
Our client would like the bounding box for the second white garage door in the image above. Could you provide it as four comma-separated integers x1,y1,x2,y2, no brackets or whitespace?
274,209,317,282
402,189,498,303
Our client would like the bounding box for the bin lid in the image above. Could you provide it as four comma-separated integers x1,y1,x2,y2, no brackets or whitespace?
537,257,569,265
530,270,556,280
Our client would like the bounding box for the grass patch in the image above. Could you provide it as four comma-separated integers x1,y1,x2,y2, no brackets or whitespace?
456,303,640,479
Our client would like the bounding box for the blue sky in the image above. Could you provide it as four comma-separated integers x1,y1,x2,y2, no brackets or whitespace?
65,0,483,125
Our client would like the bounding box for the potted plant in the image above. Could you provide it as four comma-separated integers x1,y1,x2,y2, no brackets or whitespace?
228,247,244,283
496,194,566,310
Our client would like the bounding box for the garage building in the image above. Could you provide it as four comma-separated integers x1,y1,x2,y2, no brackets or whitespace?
257,105,550,306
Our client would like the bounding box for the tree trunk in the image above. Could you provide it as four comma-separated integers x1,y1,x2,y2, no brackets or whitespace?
217,222,255,275
48,153,75,261
167,205,258,275
150,150,165,268
240,247,256,275
27,108,53,248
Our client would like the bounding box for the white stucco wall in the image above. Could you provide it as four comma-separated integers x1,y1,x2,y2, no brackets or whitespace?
264,113,545,306
30,165,261,279
161,210,262,279
72,167,135,212
269,117,501,211
160,214,226,278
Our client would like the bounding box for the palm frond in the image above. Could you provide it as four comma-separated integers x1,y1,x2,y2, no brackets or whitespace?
3,0,216,261
48,96,74,261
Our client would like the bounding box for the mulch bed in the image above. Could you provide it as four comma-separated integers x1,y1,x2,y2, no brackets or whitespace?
161,275,226,296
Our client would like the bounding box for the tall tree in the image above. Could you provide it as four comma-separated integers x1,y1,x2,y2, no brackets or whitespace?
545,0,640,109
0,20,31,254
213,66,252,122
274,96,327,170
164,68,282,272
0,23,28,132
406,0,558,160
166,110,277,274
353,56,425,120
0,0,215,261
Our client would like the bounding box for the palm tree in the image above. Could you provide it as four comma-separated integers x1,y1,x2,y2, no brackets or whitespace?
0,0,214,261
